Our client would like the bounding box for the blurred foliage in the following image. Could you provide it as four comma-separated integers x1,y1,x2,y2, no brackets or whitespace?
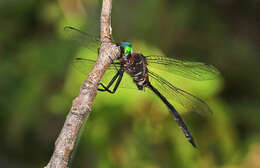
0,0,260,168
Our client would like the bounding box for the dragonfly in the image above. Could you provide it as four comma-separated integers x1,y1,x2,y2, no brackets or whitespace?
65,26,219,148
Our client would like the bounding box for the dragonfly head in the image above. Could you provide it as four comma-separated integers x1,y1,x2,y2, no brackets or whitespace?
117,42,133,59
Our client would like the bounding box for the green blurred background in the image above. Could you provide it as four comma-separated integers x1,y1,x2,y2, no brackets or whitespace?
1,0,260,167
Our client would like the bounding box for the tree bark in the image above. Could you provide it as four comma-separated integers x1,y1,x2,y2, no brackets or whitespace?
45,0,119,167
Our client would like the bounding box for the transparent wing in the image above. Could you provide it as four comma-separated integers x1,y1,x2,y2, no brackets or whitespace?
64,26,100,53
72,58,137,89
145,55,219,81
72,57,119,81
148,71,212,116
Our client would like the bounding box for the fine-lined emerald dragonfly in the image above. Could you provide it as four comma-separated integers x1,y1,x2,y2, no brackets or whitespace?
65,26,219,147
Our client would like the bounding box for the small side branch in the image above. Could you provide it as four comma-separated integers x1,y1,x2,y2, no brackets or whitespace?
45,0,119,167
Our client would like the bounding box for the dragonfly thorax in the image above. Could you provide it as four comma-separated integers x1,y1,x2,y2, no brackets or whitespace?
119,53,149,90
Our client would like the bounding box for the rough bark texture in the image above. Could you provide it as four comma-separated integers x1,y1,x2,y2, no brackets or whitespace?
45,0,119,167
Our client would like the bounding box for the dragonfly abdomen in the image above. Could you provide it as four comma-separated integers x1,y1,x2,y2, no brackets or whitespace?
146,82,197,148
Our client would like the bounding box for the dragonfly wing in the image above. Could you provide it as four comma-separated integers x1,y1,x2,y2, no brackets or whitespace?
72,58,97,75
148,71,212,116
73,57,119,81
145,55,219,81
64,26,100,53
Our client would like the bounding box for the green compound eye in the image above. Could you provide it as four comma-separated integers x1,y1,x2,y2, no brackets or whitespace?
124,45,132,54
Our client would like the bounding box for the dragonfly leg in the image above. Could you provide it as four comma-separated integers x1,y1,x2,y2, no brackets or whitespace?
109,57,121,72
98,68,124,94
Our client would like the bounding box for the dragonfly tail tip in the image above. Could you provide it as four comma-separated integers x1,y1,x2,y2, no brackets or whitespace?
190,139,197,148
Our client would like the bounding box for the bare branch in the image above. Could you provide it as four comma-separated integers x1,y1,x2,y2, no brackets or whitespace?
45,0,119,167
100,0,113,42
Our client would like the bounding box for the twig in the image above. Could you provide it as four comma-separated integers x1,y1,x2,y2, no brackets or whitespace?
45,0,119,167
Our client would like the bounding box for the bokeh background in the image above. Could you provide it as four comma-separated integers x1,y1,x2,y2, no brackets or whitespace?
1,0,260,167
